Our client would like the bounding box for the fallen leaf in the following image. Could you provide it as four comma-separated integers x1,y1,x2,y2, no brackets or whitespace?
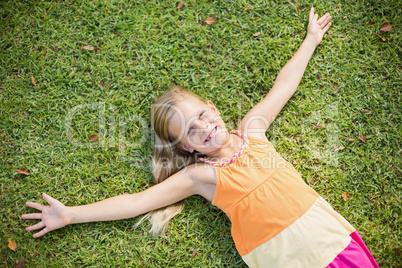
8,239,17,251
205,17,216,25
341,192,348,201
245,6,252,11
89,134,99,142
369,20,377,25
337,146,346,151
380,22,392,32
393,248,402,255
192,249,196,257
15,257,24,268
358,136,367,143
313,125,324,129
361,109,372,114
177,1,185,10
82,45,94,51
253,32,261,37
31,75,37,86
352,119,358,125
342,15,347,20
376,33,386,42
205,44,212,49
316,74,321,81
17,169,30,175
348,138,355,141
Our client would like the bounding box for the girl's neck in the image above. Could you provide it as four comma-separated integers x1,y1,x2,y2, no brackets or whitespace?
205,132,245,162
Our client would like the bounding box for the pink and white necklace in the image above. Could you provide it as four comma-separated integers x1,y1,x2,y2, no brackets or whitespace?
198,130,249,167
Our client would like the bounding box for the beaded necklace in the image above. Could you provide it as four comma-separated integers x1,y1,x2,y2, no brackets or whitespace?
198,130,249,167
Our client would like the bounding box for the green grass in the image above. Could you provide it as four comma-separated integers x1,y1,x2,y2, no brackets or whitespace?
1,0,401,266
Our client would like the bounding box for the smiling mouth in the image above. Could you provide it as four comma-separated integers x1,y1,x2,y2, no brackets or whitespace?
204,126,217,143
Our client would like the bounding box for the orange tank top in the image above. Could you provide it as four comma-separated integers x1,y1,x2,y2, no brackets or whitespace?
211,134,319,256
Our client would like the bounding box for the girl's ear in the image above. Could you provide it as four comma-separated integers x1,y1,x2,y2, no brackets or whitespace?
206,100,220,115
177,143,194,153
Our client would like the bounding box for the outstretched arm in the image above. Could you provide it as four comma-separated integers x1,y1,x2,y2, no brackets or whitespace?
239,7,332,139
22,169,200,238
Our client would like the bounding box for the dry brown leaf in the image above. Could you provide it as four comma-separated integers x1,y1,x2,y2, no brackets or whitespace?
192,249,196,257
348,138,355,141
8,239,17,251
361,109,372,114
342,16,347,20
341,192,348,201
15,257,24,268
369,20,377,25
313,125,324,129
376,33,386,42
358,136,367,143
337,146,346,151
82,45,94,51
177,1,185,10
316,74,321,81
245,6,252,11
89,134,99,142
31,75,37,86
394,248,402,255
380,22,392,32
205,44,212,49
205,17,216,25
253,32,261,37
17,168,30,175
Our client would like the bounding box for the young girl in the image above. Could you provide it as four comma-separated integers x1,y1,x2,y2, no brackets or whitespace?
22,8,379,267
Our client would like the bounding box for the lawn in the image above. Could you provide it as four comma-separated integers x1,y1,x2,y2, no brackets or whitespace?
0,0,400,267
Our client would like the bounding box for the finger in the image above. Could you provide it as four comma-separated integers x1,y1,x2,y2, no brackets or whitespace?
26,201,44,211
21,213,42,220
309,7,314,21
317,13,330,25
26,221,45,231
322,22,332,34
43,193,57,205
321,15,332,28
33,227,50,238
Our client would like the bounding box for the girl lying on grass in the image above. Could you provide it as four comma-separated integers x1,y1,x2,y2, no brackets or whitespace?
22,8,379,267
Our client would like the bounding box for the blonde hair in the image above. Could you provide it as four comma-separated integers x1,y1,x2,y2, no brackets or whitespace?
136,85,205,235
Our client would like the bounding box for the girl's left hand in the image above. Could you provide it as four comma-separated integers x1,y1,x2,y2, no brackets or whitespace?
306,7,332,47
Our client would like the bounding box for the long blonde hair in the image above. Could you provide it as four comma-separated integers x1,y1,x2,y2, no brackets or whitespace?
136,85,205,235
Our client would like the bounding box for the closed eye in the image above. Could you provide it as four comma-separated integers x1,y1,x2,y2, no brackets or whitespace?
199,111,205,118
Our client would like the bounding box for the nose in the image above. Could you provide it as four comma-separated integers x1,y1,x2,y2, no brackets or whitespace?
194,118,208,132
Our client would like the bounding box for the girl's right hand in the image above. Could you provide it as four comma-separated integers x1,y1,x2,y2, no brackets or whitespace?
22,193,71,238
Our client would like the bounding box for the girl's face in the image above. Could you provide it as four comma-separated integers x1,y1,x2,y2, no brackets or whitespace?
168,97,228,155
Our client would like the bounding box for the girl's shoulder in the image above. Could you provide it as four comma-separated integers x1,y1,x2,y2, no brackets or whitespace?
236,127,269,143
185,163,217,202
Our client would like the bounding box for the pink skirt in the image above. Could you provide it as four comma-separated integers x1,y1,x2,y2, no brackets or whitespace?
326,231,379,268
